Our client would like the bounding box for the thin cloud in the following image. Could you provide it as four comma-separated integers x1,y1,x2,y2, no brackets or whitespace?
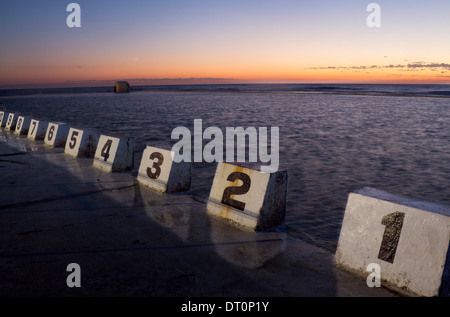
307,62,450,71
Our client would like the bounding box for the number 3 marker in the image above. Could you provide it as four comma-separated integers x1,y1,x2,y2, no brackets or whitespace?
137,145,191,193
207,162,287,231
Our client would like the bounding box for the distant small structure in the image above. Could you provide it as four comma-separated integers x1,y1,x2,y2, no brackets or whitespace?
114,81,130,93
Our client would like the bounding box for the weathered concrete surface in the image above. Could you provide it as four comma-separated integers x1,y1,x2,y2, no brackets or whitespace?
207,162,287,232
336,188,450,297
137,145,191,194
0,131,399,297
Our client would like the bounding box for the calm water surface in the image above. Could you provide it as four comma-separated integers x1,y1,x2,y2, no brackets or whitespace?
2,90,449,252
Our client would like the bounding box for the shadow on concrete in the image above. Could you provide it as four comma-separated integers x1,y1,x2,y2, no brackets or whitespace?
0,132,397,297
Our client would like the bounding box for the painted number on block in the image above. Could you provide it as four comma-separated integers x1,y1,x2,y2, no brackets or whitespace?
30,121,37,135
69,130,79,149
378,211,405,264
100,139,113,161
221,172,251,211
16,117,23,130
146,152,164,179
47,125,55,141
7,114,13,126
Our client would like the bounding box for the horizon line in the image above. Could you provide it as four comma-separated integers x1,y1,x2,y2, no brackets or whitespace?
1,79,450,90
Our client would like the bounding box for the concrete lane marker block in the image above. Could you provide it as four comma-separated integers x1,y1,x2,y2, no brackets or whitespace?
93,135,134,172
207,162,287,231
335,187,450,297
0,111,10,128
27,119,49,141
4,113,18,131
64,128,99,158
14,115,32,135
137,145,191,193
44,122,71,147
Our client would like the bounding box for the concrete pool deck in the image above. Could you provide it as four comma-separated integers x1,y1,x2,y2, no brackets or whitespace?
0,130,398,297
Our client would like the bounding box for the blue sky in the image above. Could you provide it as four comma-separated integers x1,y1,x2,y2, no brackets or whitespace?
1,0,450,87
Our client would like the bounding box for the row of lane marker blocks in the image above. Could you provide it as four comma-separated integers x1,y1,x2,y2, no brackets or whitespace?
1,110,449,297
0,111,287,232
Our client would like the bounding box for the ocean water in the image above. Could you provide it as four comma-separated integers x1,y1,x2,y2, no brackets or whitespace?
1,84,449,252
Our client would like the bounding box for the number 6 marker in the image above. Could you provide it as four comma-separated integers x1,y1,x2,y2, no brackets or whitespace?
44,122,71,147
207,162,287,231
335,187,450,297
137,145,191,193
93,135,134,172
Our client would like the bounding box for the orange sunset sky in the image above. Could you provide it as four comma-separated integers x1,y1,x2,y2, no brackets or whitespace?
1,0,450,88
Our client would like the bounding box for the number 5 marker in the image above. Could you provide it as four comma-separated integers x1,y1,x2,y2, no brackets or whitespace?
65,128,99,158
207,162,287,231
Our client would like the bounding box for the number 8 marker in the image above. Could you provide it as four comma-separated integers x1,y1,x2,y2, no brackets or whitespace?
335,187,450,297
93,135,134,172
14,116,31,135
207,162,287,231
137,145,191,193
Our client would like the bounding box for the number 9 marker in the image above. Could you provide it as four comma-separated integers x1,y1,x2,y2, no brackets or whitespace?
0,111,9,128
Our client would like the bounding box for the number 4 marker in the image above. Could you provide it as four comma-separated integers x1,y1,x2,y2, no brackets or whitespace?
93,135,134,173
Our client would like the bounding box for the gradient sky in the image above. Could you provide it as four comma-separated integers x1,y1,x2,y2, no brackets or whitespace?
1,0,450,88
